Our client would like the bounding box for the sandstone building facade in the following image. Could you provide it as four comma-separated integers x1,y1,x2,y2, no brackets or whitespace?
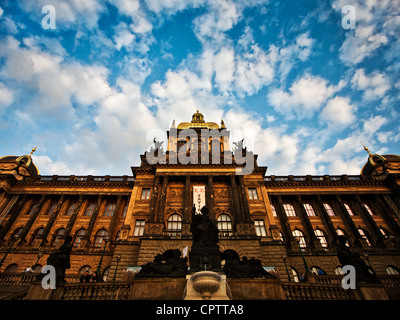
1,111,400,287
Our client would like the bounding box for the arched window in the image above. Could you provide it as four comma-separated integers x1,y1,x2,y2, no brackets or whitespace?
291,267,299,282
4,264,18,273
94,229,109,247
336,228,350,247
74,228,86,247
386,265,400,275
335,266,344,275
31,227,44,245
167,214,182,236
52,228,65,246
292,229,306,248
79,265,92,274
358,228,372,246
9,227,24,244
217,214,233,236
314,229,328,248
311,266,325,275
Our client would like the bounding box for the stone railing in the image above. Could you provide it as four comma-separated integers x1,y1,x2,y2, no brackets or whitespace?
0,272,37,286
61,282,131,300
377,274,400,287
0,272,82,286
282,282,355,300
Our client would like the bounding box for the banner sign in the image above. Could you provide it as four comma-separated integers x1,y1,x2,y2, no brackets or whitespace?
193,186,205,214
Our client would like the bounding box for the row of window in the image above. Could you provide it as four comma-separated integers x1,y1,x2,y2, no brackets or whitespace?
271,201,376,217
139,187,260,200
26,201,128,218
131,213,267,237
288,265,400,282
11,227,114,248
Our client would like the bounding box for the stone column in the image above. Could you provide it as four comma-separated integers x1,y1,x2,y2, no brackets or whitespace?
183,174,191,222
274,195,296,247
333,195,362,247
313,196,338,246
40,195,66,245
0,194,19,226
237,176,252,222
156,175,169,222
84,195,104,247
206,175,215,219
108,196,122,241
0,195,29,241
294,195,319,249
148,175,160,222
64,195,84,237
19,195,48,243
230,175,243,223
353,195,383,245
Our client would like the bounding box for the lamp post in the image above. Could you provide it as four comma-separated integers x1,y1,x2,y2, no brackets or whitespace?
33,252,43,271
96,237,110,281
282,254,291,282
0,234,20,270
113,255,121,282
363,253,376,275
295,237,310,275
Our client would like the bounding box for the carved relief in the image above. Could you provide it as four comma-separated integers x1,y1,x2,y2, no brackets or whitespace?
168,188,184,198
214,187,229,199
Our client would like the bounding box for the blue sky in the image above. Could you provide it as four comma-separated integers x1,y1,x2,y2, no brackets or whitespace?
0,0,399,176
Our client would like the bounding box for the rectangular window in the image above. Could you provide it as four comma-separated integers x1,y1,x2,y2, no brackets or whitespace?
133,220,145,237
248,188,258,200
28,204,38,215
84,203,96,216
46,203,57,216
303,203,316,216
141,188,151,200
66,203,77,216
271,204,277,217
254,220,267,237
283,203,296,217
104,203,116,217
363,203,374,215
344,203,354,216
323,203,336,216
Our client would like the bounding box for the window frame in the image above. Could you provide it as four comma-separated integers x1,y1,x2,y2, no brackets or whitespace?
283,203,296,217
248,188,258,200
254,219,267,237
133,219,146,237
217,214,233,236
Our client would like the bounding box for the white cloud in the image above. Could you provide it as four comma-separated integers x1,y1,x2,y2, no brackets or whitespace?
276,32,314,81
320,96,356,125
0,82,14,108
351,69,391,100
363,115,387,135
268,74,344,118
113,22,136,50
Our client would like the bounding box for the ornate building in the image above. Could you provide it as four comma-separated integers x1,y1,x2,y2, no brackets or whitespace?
0,111,400,299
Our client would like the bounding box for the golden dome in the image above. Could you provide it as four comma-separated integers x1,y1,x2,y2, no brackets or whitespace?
177,110,220,130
